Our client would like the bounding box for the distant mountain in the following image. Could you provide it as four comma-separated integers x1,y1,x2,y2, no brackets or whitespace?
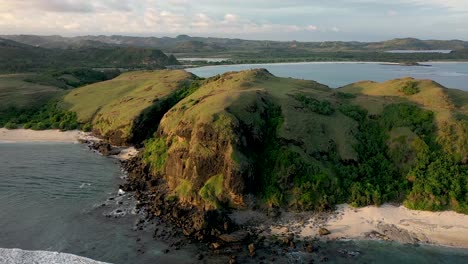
2,35,468,52
0,38,179,73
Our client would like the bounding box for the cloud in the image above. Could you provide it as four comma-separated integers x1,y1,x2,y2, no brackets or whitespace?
63,23,81,30
0,0,466,40
223,14,239,23
0,0,134,13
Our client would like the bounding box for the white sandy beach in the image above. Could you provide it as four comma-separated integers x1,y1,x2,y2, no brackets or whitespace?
0,128,138,160
0,128,83,143
261,204,468,249
232,203,468,249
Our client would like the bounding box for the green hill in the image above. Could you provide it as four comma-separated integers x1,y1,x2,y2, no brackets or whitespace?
63,70,198,145
340,78,468,157
138,70,467,214
0,38,179,74
0,74,68,128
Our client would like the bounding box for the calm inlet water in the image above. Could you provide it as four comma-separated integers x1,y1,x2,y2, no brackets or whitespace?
188,62,468,91
0,143,194,264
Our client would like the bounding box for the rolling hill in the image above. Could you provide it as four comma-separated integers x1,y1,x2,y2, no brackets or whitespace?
0,38,179,73
2,35,467,52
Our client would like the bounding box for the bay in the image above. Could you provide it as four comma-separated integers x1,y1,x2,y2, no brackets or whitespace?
188,62,468,91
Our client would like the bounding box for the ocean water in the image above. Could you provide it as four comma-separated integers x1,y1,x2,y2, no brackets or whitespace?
0,143,194,264
1,144,468,263
188,62,468,91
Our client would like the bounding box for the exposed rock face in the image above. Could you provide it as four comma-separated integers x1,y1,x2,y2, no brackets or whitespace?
0,248,109,264
155,70,278,209
122,157,237,243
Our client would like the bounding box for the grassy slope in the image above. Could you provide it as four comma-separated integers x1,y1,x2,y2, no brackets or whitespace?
339,78,468,158
63,70,195,144
0,74,64,110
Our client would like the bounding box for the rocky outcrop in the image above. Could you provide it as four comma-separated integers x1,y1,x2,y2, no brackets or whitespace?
121,156,243,244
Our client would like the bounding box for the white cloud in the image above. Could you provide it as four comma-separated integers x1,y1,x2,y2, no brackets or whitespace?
223,14,239,23
0,0,466,40
63,23,80,30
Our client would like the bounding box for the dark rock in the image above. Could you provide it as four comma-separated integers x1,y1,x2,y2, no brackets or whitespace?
248,243,256,257
212,242,222,250
196,253,203,260
289,241,296,249
228,255,237,264
305,243,314,253
318,227,331,236
219,230,249,243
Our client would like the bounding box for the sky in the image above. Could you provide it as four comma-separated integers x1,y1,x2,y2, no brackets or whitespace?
0,0,467,41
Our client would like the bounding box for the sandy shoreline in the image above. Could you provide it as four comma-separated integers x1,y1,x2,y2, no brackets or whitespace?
0,128,138,161
0,128,84,143
232,203,468,249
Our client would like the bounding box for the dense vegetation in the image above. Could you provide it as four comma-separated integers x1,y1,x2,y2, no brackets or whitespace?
1,100,82,131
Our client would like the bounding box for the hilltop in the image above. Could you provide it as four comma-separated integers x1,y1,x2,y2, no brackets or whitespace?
63,70,198,145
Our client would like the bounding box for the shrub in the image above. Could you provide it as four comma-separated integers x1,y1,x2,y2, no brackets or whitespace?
82,122,93,132
339,104,368,122
336,92,356,99
4,122,17,129
399,81,420,95
292,94,335,115
198,174,224,208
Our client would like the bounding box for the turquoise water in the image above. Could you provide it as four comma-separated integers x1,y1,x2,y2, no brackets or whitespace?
1,143,468,263
0,143,194,264
188,62,468,91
